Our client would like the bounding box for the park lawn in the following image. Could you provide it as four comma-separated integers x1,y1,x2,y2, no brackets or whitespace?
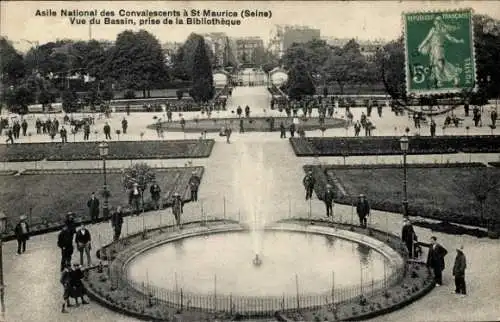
150,116,346,133
0,167,201,230
328,167,500,226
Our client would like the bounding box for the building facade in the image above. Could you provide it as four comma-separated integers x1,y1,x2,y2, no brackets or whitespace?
234,37,264,66
268,25,321,58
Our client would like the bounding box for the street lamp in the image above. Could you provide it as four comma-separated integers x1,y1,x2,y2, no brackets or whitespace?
0,211,7,320
400,136,409,217
98,142,110,219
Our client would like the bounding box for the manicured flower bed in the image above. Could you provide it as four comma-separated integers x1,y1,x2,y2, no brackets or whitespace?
85,218,433,322
0,167,203,241
0,139,214,162
290,135,500,157
148,116,347,133
304,163,500,229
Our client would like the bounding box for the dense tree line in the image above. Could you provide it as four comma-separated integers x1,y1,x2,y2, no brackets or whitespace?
1,29,216,112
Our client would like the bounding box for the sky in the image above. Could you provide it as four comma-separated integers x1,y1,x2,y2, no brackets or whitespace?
2,1,500,51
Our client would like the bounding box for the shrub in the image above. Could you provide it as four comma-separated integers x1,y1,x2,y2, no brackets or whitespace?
124,90,136,99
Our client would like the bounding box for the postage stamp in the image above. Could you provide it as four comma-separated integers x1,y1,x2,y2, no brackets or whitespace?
403,9,477,96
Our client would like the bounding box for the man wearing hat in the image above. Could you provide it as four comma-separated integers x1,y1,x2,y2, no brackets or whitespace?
14,215,30,254
75,224,92,267
172,193,184,227
401,218,418,258
129,183,142,215
356,194,370,228
452,245,467,295
303,170,316,200
323,184,336,218
150,181,162,210
188,171,201,202
87,192,100,223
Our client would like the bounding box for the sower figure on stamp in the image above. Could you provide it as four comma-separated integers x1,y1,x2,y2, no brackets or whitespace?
323,184,335,218
303,170,315,200
172,193,184,228
188,171,201,202
356,194,370,228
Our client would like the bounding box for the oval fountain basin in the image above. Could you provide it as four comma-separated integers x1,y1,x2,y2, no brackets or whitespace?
126,231,393,297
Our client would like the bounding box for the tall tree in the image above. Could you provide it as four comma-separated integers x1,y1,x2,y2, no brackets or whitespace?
190,37,214,103
285,60,316,100
107,30,168,98
0,37,25,86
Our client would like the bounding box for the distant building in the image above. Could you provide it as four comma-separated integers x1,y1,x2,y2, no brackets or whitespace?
234,37,264,65
268,25,321,58
202,33,237,68
161,41,183,66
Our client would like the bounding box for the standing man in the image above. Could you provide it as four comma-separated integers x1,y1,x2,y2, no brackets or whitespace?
87,192,100,223
426,236,448,286
129,183,142,215
58,225,75,271
323,184,335,218
401,218,417,258
21,119,28,136
188,171,201,202
121,117,128,134
430,119,436,137
83,122,90,141
75,225,92,267
356,194,370,228
303,170,315,200
103,122,111,140
491,109,498,128
150,182,162,210
111,207,124,241
14,215,30,254
172,193,184,227
452,245,467,295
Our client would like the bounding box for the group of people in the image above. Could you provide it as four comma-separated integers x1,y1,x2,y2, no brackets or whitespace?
301,171,467,296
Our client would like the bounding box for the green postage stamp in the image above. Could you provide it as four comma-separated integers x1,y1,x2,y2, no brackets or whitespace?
403,9,477,96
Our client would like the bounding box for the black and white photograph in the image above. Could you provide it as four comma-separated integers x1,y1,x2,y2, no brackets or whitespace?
0,1,500,321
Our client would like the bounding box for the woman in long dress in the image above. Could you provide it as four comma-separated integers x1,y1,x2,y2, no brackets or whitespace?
418,16,465,87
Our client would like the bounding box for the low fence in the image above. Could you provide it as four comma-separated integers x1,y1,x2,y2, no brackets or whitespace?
95,211,408,315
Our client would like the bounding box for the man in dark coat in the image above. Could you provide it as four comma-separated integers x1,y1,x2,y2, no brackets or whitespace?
280,122,286,138
401,218,417,258
452,245,467,295
111,207,124,241
188,171,201,202
58,225,75,271
150,182,162,209
426,236,448,286
129,183,142,215
172,193,184,227
87,192,100,223
83,122,90,141
103,122,111,140
356,194,370,228
14,215,30,254
21,119,28,136
121,118,128,134
303,170,315,200
323,184,335,217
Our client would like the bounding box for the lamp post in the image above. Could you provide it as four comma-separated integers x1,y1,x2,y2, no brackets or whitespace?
98,142,110,219
0,211,7,321
400,136,409,217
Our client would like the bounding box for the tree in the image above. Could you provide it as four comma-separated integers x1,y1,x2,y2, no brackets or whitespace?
285,61,316,100
467,170,500,226
375,38,406,99
107,30,169,98
61,89,78,113
4,86,34,114
121,163,157,206
189,37,214,103
0,37,25,86
173,33,216,82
